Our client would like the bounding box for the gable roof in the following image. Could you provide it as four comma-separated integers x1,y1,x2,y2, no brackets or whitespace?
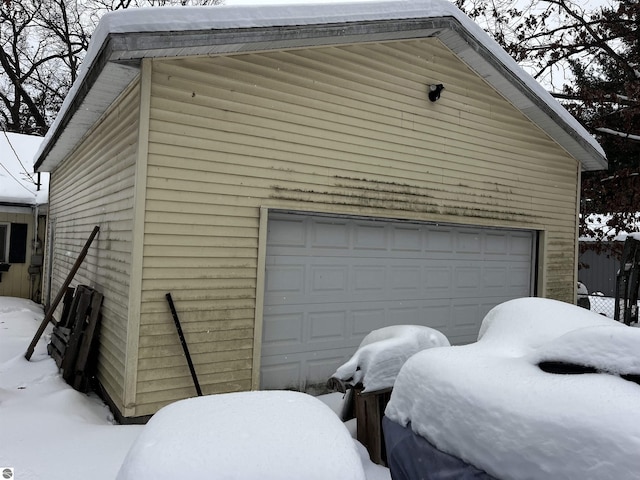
1,132,48,206
34,0,607,173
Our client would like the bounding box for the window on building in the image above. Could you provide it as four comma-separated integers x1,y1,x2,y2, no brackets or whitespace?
0,223,28,264
0,224,8,263
9,223,27,263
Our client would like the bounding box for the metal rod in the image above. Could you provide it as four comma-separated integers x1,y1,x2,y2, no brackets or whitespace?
25,226,100,360
166,292,202,396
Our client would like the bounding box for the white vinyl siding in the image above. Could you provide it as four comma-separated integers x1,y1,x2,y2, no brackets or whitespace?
133,37,579,416
46,82,140,415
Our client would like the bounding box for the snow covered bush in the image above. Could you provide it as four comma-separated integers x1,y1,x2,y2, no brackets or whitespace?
331,325,450,393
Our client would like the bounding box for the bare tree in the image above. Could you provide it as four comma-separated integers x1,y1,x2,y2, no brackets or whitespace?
0,0,222,135
456,0,640,246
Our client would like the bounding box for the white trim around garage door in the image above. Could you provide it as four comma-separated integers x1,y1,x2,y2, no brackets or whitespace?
253,208,538,392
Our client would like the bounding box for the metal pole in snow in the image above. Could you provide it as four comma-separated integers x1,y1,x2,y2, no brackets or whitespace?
165,292,203,396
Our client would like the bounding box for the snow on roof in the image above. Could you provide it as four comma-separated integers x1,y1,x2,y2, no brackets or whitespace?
35,0,606,172
0,132,48,206
385,297,640,479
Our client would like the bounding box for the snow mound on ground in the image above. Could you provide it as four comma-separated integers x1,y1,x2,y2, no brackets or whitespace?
117,391,366,480
0,297,142,480
385,297,640,480
332,325,449,392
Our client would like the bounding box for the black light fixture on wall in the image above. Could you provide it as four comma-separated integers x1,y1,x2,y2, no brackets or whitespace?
428,84,445,102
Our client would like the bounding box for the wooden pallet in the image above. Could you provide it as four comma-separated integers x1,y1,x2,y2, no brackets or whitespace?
47,285,103,392
354,387,393,466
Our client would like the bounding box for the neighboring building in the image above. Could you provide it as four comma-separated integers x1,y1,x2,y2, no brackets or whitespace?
34,1,607,421
579,242,620,297
0,132,48,301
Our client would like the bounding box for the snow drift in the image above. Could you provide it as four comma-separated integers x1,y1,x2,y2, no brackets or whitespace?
332,325,450,392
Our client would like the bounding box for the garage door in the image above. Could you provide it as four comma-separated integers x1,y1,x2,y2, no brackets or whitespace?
261,212,535,391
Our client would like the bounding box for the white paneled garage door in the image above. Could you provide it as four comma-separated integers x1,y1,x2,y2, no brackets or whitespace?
261,212,535,391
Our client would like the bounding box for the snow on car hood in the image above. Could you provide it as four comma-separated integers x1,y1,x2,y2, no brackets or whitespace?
385,297,640,480
117,391,365,480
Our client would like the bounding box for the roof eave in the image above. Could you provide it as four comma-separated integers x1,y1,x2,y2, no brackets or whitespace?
437,22,607,172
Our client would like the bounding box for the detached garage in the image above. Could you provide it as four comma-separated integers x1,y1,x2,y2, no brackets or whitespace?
34,0,606,421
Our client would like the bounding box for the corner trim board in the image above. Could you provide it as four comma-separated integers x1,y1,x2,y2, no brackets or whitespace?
251,206,269,390
123,59,151,417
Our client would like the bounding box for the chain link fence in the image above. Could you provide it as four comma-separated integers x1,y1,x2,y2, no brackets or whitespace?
580,294,617,319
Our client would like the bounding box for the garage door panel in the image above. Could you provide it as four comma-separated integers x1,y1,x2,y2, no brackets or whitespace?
390,266,422,292
305,354,348,389
510,266,533,289
352,308,387,336
261,317,360,357
354,223,387,250
421,303,451,331
483,267,508,288
263,305,358,356
310,265,348,293
308,310,346,342
511,233,534,255
452,303,480,329
353,265,386,292
387,305,423,325
261,312,304,347
270,219,306,245
311,220,350,247
454,267,482,289
261,213,534,391
425,229,455,252
425,266,453,290
457,231,482,253
485,232,509,253
392,226,423,251
265,265,305,295
260,362,301,391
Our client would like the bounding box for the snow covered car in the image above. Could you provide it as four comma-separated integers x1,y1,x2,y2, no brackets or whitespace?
117,390,366,480
383,297,640,480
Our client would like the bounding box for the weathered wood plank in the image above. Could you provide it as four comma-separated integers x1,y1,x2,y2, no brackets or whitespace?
61,287,93,382
72,291,104,391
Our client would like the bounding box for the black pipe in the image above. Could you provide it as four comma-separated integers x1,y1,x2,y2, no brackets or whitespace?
166,292,203,396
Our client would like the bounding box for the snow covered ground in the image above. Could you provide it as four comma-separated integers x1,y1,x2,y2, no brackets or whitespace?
0,297,389,480
7,294,638,480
